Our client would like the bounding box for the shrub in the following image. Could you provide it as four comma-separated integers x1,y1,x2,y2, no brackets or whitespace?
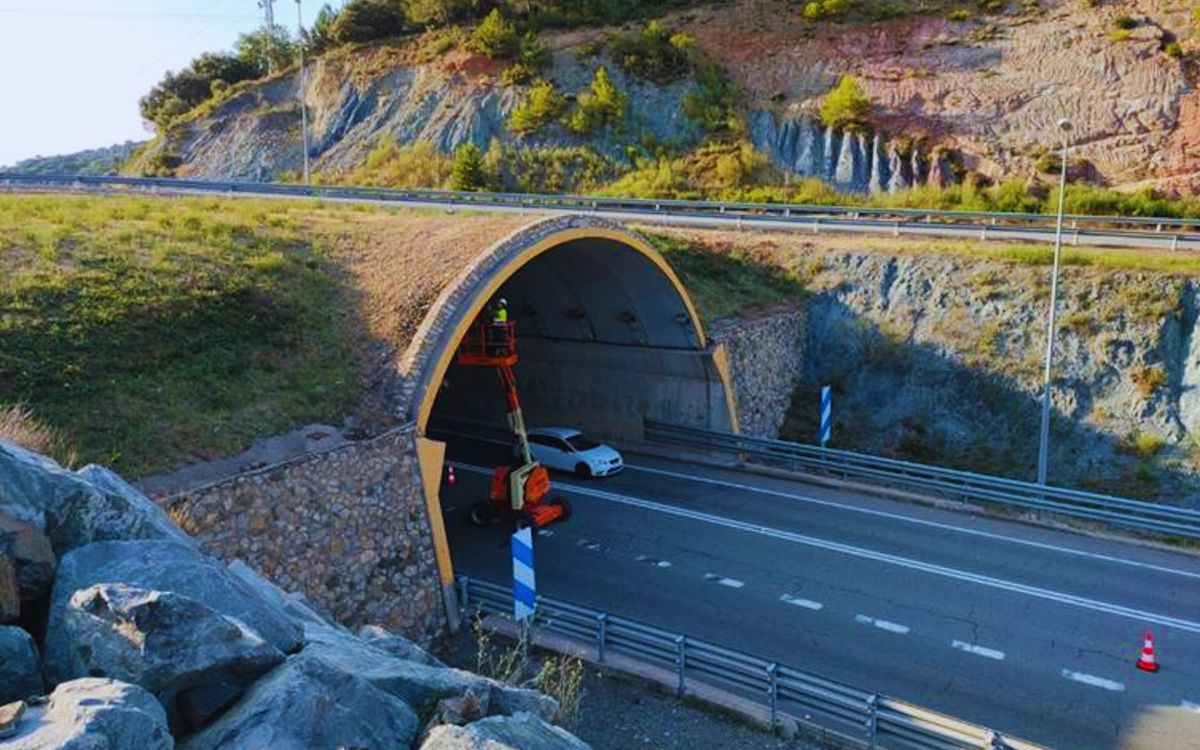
611,21,693,83
1127,430,1167,459
683,62,741,133
501,31,551,85
330,0,406,45
565,67,627,135
450,142,491,190
1164,41,1183,58
309,3,339,53
509,80,567,135
469,8,519,60
235,26,297,74
326,140,452,188
948,8,971,21
139,53,261,129
1110,28,1132,41
1112,15,1138,29
1132,366,1168,399
819,75,872,132
0,404,64,457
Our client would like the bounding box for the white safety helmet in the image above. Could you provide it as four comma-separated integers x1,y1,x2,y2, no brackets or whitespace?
498,297,507,306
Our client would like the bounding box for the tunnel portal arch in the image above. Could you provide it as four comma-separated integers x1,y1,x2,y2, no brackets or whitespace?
402,215,739,625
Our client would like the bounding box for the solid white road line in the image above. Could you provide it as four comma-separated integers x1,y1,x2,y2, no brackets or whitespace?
855,614,911,634
1061,670,1125,692
950,640,1006,660
780,594,824,611
1181,701,1200,713
705,574,745,588
624,462,1200,582
498,469,1200,635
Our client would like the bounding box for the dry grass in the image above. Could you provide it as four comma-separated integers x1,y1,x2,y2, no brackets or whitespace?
0,404,71,463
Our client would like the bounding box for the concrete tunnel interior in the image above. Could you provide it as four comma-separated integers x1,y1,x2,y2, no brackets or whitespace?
424,234,738,444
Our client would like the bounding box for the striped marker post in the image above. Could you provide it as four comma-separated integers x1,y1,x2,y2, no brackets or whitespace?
819,385,832,448
511,526,536,622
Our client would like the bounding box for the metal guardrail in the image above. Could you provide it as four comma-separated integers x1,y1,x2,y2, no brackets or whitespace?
644,420,1200,541
459,576,1048,750
2,172,1199,250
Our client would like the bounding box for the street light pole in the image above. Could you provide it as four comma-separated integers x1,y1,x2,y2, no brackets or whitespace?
295,0,311,186
1035,118,1072,486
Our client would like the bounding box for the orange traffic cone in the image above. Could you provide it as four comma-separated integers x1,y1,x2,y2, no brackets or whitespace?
447,463,457,487
1136,631,1159,672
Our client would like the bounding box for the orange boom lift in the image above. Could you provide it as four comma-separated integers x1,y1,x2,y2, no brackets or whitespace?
458,320,570,529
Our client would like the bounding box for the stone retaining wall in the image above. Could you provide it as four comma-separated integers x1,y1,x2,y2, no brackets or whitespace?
710,305,807,438
167,425,445,645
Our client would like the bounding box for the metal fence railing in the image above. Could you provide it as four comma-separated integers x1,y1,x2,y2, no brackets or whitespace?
643,420,1200,542
3,172,1198,251
459,576,1049,750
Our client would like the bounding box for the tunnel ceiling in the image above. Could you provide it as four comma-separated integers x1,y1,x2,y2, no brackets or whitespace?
497,237,700,350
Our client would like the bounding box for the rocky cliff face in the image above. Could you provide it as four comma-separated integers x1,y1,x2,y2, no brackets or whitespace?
656,227,1200,503
142,0,1198,193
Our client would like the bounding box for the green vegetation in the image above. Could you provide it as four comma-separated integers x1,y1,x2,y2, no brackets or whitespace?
611,21,694,83
509,80,568,135
451,142,491,190
331,0,406,45
501,31,552,85
0,194,358,475
819,76,872,133
140,53,262,129
1132,366,1168,399
322,140,453,188
500,145,617,193
948,8,971,21
1164,41,1184,59
564,67,628,135
1126,430,1167,459
468,9,519,60
683,62,742,134
641,233,802,322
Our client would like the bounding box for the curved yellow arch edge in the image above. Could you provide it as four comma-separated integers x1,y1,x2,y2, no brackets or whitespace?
414,226,739,434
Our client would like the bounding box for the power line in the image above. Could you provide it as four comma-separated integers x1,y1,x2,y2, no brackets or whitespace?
0,8,259,20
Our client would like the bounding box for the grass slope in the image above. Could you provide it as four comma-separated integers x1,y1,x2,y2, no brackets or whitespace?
0,194,358,476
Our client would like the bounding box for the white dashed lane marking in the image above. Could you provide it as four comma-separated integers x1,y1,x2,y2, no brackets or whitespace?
634,555,672,568
950,641,1006,661
779,594,824,611
704,574,745,588
1061,670,1125,692
575,539,601,551
536,529,554,537
854,614,911,635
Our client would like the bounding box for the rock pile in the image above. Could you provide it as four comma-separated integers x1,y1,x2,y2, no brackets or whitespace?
0,439,590,750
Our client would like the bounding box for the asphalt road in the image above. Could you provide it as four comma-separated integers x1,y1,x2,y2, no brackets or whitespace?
4,173,1200,252
438,437,1200,750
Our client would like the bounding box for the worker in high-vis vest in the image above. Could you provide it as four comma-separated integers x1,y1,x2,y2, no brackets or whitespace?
488,297,509,355
493,298,508,323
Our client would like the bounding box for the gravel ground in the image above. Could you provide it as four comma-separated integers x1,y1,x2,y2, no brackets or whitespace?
442,629,830,750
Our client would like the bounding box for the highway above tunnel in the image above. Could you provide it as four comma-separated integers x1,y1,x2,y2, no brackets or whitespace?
437,435,1200,750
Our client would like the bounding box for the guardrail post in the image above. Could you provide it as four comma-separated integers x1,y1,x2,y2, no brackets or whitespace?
596,613,608,663
893,221,900,237
865,694,878,750
674,635,687,696
459,576,470,610
1155,223,1163,233
1172,235,1179,251
980,225,987,241
811,219,819,234
987,729,1006,749
765,663,778,729
1072,229,1079,246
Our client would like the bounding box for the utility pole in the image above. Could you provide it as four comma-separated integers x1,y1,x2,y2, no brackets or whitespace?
1035,118,1073,486
258,0,277,73
296,0,311,186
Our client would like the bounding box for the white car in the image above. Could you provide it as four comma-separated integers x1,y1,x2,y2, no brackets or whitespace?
516,427,624,478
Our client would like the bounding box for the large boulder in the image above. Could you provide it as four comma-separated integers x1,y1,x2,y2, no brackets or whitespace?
224,559,330,630
0,510,56,604
0,442,191,556
420,712,592,750
302,622,557,721
0,626,44,703
47,540,304,668
47,583,284,728
3,678,173,750
358,623,446,667
178,652,420,750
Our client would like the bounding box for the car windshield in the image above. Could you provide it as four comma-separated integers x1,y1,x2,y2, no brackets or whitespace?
565,434,601,451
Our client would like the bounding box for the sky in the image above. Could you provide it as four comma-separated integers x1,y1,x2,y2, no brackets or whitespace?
0,1,321,167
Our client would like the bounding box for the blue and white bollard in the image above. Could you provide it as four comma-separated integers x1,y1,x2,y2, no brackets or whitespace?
820,385,832,448
511,526,536,622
